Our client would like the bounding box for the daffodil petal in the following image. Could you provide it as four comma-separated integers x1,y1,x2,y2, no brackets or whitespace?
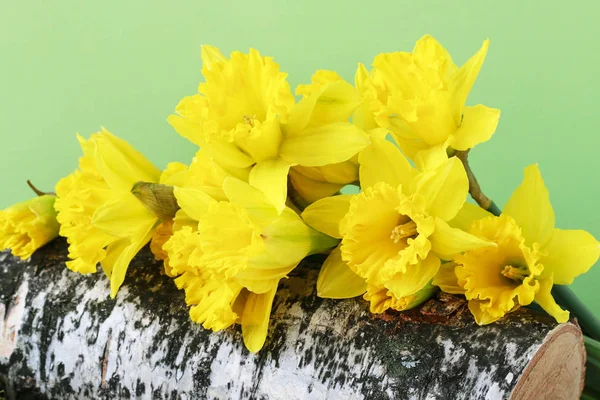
249,159,291,214
160,162,189,185
287,80,360,134
173,187,216,222
167,114,206,147
432,262,464,294
411,157,468,221
535,278,569,323
412,140,451,171
468,300,503,325
288,168,345,205
413,35,458,75
358,136,415,190
168,115,255,168
301,195,353,239
242,286,278,353
503,164,555,246
223,177,278,228
429,218,496,260
451,39,489,115
280,122,370,167
94,129,161,191
200,45,227,70
104,227,155,298
448,202,493,231
317,246,367,299
295,70,343,97
259,208,314,267
92,193,157,239
385,254,441,299
540,228,600,285
451,105,500,151
100,238,127,278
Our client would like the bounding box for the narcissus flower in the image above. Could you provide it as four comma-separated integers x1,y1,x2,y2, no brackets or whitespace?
163,177,337,352
364,282,438,314
302,137,494,312
149,149,249,276
371,35,500,167
288,70,362,205
54,129,166,297
0,195,60,260
434,165,600,324
168,46,369,213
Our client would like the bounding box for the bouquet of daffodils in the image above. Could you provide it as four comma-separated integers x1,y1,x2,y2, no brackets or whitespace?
1,36,599,358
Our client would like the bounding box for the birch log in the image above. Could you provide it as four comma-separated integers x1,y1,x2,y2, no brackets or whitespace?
0,239,585,400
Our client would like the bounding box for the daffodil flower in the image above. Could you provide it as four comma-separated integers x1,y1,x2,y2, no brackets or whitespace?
54,129,166,297
369,35,500,168
434,165,600,324
168,46,369,213
302,137,494,312
288,70,362,204
162,177,337,352
364,282,439,314
0,195,60,260
288,66,403,206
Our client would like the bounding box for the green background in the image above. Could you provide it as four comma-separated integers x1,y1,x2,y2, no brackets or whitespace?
1,1,599,315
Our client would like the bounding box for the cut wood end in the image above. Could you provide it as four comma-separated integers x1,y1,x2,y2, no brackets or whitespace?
510,322,585,400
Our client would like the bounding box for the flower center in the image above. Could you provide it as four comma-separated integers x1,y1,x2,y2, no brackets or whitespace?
243,115,255,127
390,220,418,244
501,264,530,283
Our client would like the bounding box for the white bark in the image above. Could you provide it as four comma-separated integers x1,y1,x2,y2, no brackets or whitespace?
0,240,585,400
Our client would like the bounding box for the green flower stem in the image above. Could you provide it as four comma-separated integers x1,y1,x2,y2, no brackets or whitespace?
581,390,600,400
583,336,600,398
487,201,502,217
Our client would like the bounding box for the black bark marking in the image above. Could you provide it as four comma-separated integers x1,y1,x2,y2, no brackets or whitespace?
0,239,566,399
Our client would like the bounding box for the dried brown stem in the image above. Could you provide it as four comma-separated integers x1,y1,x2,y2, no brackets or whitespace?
454,150,493,210
26,180,55,197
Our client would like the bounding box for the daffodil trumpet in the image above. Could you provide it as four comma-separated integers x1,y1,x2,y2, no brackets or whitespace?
161,176,338,353
452,147,600,334
54,129,170,297
436,165,600,325
168,46,370,214
302,136,496,313
0,194,60,260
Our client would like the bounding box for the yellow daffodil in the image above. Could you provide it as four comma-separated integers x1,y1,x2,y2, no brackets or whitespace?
0,195,60,260
148,149,249,274
370,35,500,167
288,66,400,206
364,282,438,314
288,70,361,204
162,177,337,352
54,129,167,297
302,137,494,312
353,62,389,133
168,46,369,213
434,165,600,324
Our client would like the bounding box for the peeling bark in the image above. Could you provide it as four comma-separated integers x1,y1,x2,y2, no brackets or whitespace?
0,239,585,399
